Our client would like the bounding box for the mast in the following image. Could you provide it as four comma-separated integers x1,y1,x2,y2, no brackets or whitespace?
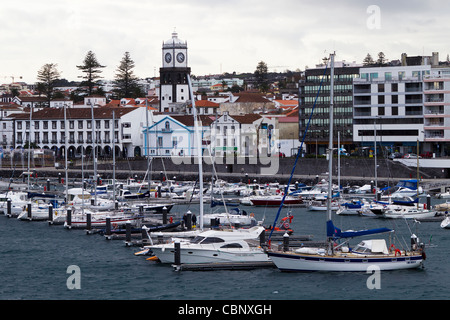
112,110,116,204
187,74,204,230
326,53,335,250
90,102,97,206
64,104,68,206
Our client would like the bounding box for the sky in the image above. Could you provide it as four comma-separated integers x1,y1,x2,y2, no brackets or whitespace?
1,0,449,84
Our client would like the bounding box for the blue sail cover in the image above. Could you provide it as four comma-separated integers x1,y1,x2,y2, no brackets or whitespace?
396,179,418,190
326,220,392,239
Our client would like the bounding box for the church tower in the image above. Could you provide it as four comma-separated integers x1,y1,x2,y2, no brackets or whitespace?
159,31,191,112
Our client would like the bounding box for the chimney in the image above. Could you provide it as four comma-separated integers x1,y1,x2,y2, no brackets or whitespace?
432,52,439,66
401,53,407,66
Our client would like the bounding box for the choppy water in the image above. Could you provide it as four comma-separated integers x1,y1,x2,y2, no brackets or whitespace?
0,200,449,301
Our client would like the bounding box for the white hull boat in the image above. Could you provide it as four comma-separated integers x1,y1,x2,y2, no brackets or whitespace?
147,226,270,264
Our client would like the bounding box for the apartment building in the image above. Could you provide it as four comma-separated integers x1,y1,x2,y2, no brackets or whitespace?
423,66,450,156
298,61,360,155
353,64,430,155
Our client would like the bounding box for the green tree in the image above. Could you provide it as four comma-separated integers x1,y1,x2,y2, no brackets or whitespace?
363,53,375,66
114,51,141,98
377,52,387,65
36,63,61,107
77,51,106,96
254,61,269,92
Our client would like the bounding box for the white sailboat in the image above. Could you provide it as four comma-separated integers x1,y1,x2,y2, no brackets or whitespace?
267,53,426,272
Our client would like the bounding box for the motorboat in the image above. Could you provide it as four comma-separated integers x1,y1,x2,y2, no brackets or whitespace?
202,208,258,227
0,191,29,217
145,226,270,264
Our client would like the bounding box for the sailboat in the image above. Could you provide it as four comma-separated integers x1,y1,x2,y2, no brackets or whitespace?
266,53,426,272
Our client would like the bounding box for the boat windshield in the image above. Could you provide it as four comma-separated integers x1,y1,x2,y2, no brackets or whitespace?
191,236,225,244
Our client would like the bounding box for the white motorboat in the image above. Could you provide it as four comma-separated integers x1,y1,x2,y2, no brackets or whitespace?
0,191,29,217
67,188,115,211
440,216,450,229
146,226,270,264
203,208,258,227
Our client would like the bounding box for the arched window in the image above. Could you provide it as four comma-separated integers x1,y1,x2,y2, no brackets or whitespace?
165,121,170,131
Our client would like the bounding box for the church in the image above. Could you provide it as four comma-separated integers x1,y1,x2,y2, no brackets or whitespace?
159,31,191,113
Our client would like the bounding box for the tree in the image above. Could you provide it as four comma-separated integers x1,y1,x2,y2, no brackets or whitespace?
113,52,141,98
377,52,387,65
363,53,375,66
77,51,106,96
36,63,61,107
254,61,269,92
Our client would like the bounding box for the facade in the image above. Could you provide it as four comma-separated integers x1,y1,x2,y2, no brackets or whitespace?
353,64,431,155
143,114,213,157
211,112,277,157
423,66,450,156
298,62,360,155
12,106,147,158
159,31,191,112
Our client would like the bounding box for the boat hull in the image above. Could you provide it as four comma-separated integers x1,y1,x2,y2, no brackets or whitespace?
267,251,424,272
150,246,270,264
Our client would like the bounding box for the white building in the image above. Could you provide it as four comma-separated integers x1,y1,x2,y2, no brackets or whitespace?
353,64,431,154
12,106,147,158
211,112,277,157
143,114,213,157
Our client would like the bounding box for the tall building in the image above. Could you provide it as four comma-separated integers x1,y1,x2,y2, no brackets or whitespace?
298,61,360,155
353,64,430,155
159,31,191,112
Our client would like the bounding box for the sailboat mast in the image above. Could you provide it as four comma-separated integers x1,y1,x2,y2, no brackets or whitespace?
187,74,204,230
326,53,335,223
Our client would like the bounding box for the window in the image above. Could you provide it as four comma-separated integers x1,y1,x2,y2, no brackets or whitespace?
391,83,398,92
69,121,74,129
158,136,163,147
378,95,385,104
17,121,22,130
392,95,398,104
165,121,170,131
378,107,385,116
104,120,109,129
378,84,384,92
52,121,57,129
43,121,48,129
34,121,39,129
78,121,83,129
392,106,398,115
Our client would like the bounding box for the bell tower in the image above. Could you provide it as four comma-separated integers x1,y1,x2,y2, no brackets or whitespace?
159,31,191,112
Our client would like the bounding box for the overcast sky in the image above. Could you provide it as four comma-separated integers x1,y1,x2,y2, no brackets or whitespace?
1,0,448,84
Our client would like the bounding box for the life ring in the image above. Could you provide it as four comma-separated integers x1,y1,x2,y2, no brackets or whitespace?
283,222,290,229
250,213,255,218
112,223,118,229
391,244,401,256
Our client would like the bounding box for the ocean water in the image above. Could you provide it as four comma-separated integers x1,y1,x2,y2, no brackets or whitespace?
0,200,449,302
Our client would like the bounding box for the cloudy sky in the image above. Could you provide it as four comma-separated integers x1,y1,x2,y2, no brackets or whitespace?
1,0,448,83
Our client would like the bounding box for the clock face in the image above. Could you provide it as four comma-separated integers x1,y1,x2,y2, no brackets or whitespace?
165,52,172,63
177,52,185,63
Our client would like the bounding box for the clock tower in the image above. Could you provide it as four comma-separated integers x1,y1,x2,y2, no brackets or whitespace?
159,31,191,112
